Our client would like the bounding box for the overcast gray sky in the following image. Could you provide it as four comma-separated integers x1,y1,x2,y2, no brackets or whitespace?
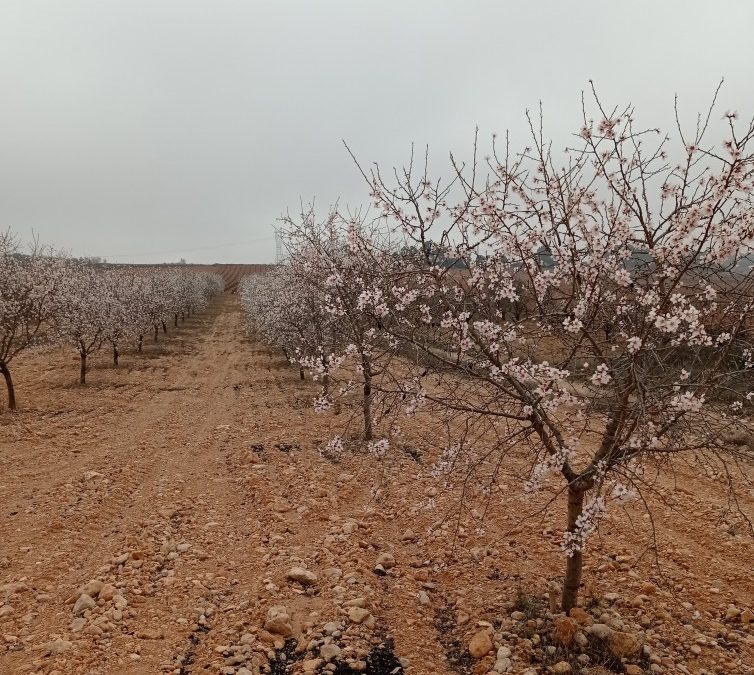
1,1,753,263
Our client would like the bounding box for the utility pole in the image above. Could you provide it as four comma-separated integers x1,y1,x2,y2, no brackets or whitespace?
275,232,283,264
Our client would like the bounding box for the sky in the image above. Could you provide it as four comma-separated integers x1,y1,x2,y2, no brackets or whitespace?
1,1,753,264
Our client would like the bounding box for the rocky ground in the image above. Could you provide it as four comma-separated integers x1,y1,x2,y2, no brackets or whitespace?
0,294,753,675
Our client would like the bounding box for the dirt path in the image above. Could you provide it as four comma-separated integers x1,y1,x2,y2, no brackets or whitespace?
1,295,753,675
0,296,252,672
0,295,423,675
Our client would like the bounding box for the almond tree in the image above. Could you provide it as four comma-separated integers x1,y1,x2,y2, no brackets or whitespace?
142,271,172,342
101,269,139,366
241,254,343,386
174,269,196,326
241,268,305,377
53,262,109,385
0,233,65,409
192,271,225,311
350,88,754,611
278,206,401,441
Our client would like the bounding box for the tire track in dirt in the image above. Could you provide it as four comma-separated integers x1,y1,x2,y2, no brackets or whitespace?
1,314,214,572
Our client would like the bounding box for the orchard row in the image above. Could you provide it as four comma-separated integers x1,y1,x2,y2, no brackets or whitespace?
0,233,224,408
240,89,754,612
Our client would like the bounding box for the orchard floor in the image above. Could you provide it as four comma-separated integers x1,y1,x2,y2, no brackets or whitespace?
0,294,753,675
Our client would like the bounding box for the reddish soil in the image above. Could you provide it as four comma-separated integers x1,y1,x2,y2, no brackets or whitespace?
0,294,752,675
192,265,272,292
116,264,272,292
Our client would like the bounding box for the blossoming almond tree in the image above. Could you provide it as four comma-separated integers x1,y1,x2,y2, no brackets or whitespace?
100,269,140,367
188,270,225,316
145,271,172,342
277,206,401,442
53,262,109,385
350,87,754,611
0,233,65,409
239,263,332,383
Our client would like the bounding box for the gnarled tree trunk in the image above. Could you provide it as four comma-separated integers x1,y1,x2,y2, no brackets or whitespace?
321,354,330,395
138,335,143,352
161,320,167,334
153,324,159,342
362,355,373,441
1,360,16,411
79,347,87,385
112,343,119,367
562,485,585,612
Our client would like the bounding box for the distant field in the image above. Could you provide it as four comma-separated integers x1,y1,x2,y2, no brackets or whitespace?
123,262,274,292
191,263,273,292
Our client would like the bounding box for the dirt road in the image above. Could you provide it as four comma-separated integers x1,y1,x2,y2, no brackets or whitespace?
1,295,753,675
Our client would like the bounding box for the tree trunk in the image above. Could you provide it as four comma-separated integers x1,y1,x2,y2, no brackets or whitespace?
138,335,143,352
174,313,178,327
0,360,16,411
562,486,586,613
299,366,305,380
112,344,119,367
79,349,87,385
161,320,167,334
154,324,159,341
362,360,373,441
181,311,185,322
321,354,330,395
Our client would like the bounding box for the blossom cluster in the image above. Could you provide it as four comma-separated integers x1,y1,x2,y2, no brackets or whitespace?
561,496,606,557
